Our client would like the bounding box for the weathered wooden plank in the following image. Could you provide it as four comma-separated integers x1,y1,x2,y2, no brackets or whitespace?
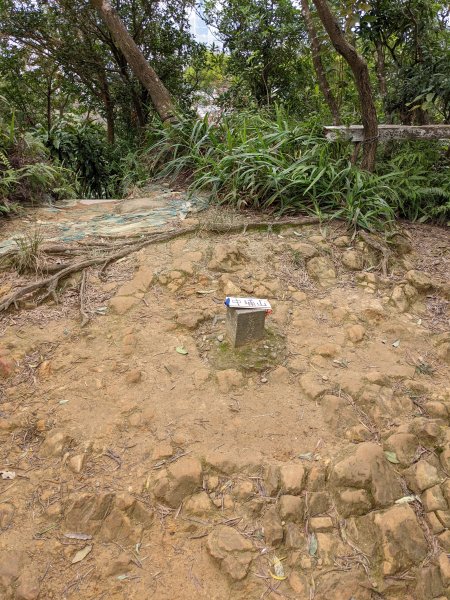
324,124,450,142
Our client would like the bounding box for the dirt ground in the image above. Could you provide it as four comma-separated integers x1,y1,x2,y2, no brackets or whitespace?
0,202,449,600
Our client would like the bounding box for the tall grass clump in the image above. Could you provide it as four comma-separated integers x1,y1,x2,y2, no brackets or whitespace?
146,108,397,231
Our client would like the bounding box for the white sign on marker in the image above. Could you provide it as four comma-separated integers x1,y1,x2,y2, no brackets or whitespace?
224,297,272,310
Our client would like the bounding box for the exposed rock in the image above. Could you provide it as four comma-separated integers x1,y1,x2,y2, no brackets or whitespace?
193,368,210,388
440,443,450,472
68,454,86,474
125,369,142,384
232,480,254,501
390,285,410,313
152,441,173,461
0,503,14,529
424,401,448,420
417,581,444,600
336,488,372,518
176,310,206,329
409,418,443,447
334,235,350,247
308,491,331,516
107,552,133,576
206,525,254,580
279,464,306,495
403,459,441,493
216,369,244,393
109,296,139,315
346,324,366,343
442,480,450,505
204,449,262,475
262,506,283,547
15,570,40,600
288,571,309,596
421,485,447,512
438,552,450,586
270,366,290,384
40,430,73,458
0,357,14,379
427,511,445,534
64,492,115,534
306,256,336,286
384,433,418,466
290,242,317,259
160,457,203,507
101,507,142,543
314,343,339,357
0,551,21,594
322,395,357,432
308,464,326,491
284,523,306,549
299,373,330,399
406,270,434,292
373,504,428,576
331,442,402,507
315,570,372,600
310,516,333,532
316,532,346,566
292,290,307,302
208,244,246,272
223,280,241,296
342,249,363,270
183,491,215,515
278,495,304,523
437,530,450,551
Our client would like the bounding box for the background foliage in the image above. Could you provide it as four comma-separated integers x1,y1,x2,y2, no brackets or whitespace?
0,0,449,226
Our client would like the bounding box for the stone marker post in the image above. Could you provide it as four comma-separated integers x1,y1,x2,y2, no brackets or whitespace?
226,307,267,347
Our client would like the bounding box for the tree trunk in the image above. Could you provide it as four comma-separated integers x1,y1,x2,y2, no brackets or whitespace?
301,0,341,125
98,68,115,144
90,0,176,123
46,77,52,134
311,0,378,171
375,41,387,100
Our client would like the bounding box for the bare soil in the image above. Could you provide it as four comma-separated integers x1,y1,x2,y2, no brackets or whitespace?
0,204,449,600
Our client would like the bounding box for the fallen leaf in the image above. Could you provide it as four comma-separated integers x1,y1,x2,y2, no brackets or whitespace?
0,471,16,480
59,399,69,405
117,574,128,581
308,532,318,556
71,545,92,564
64,532,92,540
196,289,216,295
176,346,188,355
384,451,400,464
298,452,314,461
269,555,287,581
395,495,417,505
392,340,400,348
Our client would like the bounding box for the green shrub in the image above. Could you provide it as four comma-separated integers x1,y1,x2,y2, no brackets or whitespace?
0,106,74,215
146,109,397,231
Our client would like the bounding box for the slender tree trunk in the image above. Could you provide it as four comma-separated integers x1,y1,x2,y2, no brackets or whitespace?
311,0,378,171
90,0,176,123
46,77,52,134
301,0,341,125
375,41,387,100
98,69,115,144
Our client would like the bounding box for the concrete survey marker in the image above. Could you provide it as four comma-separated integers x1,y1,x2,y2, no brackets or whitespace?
225,297,271,347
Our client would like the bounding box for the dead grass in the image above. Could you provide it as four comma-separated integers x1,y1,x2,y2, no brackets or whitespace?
11,228,45,275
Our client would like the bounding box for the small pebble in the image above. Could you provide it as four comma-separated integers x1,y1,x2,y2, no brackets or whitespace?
261,377,268,384
217,335,224,342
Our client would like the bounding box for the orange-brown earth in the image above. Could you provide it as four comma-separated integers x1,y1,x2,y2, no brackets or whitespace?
0,205,449,600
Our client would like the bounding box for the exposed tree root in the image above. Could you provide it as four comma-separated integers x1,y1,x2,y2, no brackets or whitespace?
0,217,321,312
359,230,392,277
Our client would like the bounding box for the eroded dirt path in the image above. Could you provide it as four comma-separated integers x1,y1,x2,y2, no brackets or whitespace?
0,207,449,599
